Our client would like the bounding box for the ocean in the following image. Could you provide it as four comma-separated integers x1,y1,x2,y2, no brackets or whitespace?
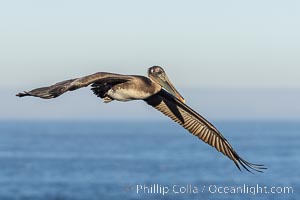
0,120,298,200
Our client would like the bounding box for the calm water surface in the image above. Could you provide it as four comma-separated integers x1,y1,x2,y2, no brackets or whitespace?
0,120,298,200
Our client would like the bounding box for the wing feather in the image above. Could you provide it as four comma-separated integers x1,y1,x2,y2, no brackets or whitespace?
144,90,266,173
16,72,132,99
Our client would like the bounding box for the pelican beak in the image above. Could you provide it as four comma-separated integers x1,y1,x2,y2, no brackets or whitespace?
154,73,186,103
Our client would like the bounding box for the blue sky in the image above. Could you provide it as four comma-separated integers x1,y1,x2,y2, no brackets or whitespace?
1,0,299,120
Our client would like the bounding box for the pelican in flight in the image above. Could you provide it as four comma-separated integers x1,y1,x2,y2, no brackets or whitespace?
16,66,265,173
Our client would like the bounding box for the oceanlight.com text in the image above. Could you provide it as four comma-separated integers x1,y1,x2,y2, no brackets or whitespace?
207,184,293,195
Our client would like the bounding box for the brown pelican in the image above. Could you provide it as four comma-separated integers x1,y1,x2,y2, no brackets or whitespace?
16,66,265,173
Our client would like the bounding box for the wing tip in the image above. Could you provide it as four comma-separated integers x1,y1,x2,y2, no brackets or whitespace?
16,91,30,97
16,88,56,99
237,157,267,174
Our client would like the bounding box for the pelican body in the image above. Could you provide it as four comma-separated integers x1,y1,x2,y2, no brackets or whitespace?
16,66,265,173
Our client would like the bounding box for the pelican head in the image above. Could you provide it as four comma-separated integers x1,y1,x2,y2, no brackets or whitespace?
148,66,185,103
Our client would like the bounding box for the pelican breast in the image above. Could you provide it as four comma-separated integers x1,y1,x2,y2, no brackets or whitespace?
107,76,161,101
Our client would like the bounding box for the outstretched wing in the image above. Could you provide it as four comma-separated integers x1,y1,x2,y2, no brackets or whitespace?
144,90,266,173
16,72,133,99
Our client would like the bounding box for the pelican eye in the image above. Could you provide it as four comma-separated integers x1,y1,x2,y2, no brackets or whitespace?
154,68,164,75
